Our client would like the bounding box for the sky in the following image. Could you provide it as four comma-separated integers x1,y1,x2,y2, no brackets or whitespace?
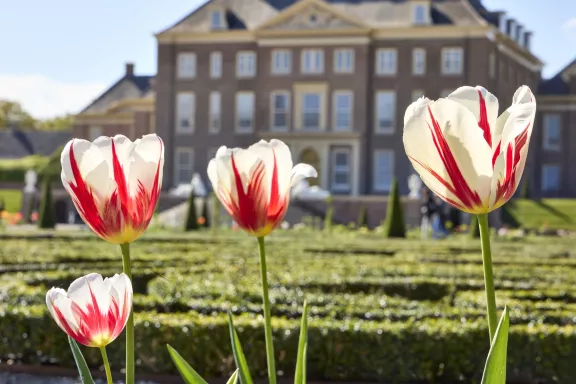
0,0,575,119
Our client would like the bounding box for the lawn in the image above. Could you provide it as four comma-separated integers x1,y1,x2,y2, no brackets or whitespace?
0,189,22,212
504,198,576,230
1,230,575,383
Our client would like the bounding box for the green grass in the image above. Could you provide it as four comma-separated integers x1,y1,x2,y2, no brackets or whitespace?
504,198,576,230
1,230,575,382
0,189,22,212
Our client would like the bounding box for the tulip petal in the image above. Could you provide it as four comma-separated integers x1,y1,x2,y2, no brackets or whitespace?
404,98,493,212
404,97,433,126
447,86,499,148
291,164,318,187
129,134,164,196
247,140,294,201
67,273,111,319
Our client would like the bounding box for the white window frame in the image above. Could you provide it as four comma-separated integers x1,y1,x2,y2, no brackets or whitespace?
88,126,102,141
412,3,428,25
209,92,221,134
210,52,222,79
412,48,426,75
235,92,255,133
301,49,324,74
301,92,322,130
541,164,560,192
174,148,195,186
334,48,354,74
333,90,353,131
270,91,290,132
376,48,397,76
236,51,256,78
375,91,396,134
412,90,425,102
176,92,195,133
177,53,197,79
373,150,395,192
543,114,561,151
441,47,463,75
331,147,351,193
271,49,292,75
210,9,224,30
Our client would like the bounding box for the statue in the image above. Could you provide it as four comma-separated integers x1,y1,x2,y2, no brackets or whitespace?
191,173,207,197
408,174,422,199
24,169,37,193
291,179,331,200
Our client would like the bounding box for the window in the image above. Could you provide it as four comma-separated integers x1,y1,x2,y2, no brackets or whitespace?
375,91,396,134
301,49,324,74
270,91,290,131
376,49,397,75
302,93,321,130
210,52,222,79
542,165,560,192
412,4,427,24
543,114,561,151
334,49,354,73
237,51,256,77
210,10,224,29
441,48,463,75
176,92,195,133
209,92,221,134
331,148,351,192
175,148,194,186
88,126,102,141
235,92,254,133
373,150,394,192
489,52,496,79
177,53,196,79
412,48,426,75
412,90,425,101
272,49,291,74
333,91,352,131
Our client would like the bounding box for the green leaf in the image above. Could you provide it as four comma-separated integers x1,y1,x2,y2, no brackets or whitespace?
228,311,254,384
481,307,510,384
294,301,309,384
167,344,209,384
68,337,95,384
226,369,240,384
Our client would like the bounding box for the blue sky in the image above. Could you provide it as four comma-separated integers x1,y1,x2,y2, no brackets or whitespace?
0,0,574,118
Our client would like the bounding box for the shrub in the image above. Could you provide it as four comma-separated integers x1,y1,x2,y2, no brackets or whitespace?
383,178,406,238
201,197,210,228
357,205,368,228
469,215,480,238
324,196,333,231
37,176,56,229
0,155,48,183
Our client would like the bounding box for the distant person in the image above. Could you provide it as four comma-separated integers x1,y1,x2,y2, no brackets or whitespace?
432,197,450,239
420,188,436,239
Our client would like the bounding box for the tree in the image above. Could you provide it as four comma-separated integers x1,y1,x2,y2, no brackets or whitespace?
36,114,75,131
38,176,56,229
469,215,480,238
0,100,36,129
357,205,368,228
383,178,406,238
184,190,199,231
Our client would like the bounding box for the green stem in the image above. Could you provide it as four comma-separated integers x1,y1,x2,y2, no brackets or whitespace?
99,347,113,384
120,243,135,384
478,213,498,343
257,236,277,384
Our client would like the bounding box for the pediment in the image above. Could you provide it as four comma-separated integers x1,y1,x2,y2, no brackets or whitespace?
258,0,367,31
561,59,576,81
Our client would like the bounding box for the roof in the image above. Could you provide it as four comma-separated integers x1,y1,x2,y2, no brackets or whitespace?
158,0,493,34
538,58,576,95
80,74,154,114
0,130,71,159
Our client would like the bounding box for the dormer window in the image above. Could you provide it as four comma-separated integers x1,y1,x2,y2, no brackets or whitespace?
412,4,428,25
211,9,224,30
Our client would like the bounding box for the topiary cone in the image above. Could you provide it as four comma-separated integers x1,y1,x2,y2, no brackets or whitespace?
38,176,56,229
383,178,406,238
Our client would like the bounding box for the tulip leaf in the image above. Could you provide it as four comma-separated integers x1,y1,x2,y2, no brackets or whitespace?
294,301,309,384
226,369,240,384
167,344,209,384
68,336,95,384
227,311,254,384
481,307,510,384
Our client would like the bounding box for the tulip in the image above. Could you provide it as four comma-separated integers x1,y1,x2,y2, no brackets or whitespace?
60,134,164,245
403,85,536,214
46,273,133,348
207,139,317,237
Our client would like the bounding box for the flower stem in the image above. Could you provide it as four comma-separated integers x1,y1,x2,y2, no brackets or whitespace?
120,243,135,384
257,236,277,384
99,347,113,384
477,213,498,343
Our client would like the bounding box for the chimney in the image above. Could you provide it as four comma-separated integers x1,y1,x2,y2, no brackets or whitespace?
498,12,507,34
125,62,135,77
523,31,532,51
516,25,524,44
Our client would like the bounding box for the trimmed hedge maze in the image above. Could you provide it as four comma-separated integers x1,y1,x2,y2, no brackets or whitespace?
1,233,575,383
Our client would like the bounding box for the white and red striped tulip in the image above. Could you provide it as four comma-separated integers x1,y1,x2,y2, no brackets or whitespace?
61,134,164,244
46,273,133,348
403,86,536,213
207,139,317,237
